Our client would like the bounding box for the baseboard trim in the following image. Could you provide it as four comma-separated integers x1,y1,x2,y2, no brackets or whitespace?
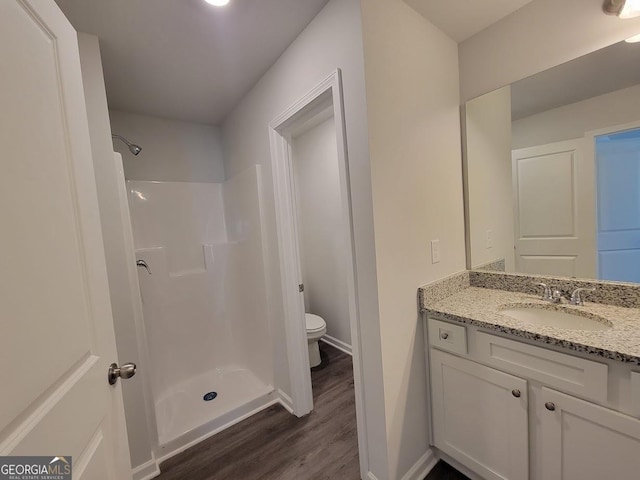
320,335,352,356
401,449,438,480
132,456,160,480
277,389,295,414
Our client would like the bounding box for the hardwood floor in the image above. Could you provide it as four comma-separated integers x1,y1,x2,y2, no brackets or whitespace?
156,343,359,480
154,343,471,480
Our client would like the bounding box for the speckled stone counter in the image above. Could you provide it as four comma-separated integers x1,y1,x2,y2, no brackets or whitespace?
473,258,506,272
418,271,640,365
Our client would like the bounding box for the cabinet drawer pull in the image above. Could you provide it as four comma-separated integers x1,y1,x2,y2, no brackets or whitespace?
428,318,467,355
545,402,556,411
512,389,521,398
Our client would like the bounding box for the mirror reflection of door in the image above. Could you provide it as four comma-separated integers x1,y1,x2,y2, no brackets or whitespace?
596,128,640,283
512,140,596,278
464,40,640,283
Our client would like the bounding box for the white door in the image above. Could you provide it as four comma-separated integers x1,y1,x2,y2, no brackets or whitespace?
596,129,640,283
512,139,596,278
430,349,529,480
540,387,640,480
0,1,132,478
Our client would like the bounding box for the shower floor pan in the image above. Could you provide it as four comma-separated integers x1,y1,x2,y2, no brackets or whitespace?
155,366,274,454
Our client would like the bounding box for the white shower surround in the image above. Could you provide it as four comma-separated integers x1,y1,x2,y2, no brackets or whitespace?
127,166,274,453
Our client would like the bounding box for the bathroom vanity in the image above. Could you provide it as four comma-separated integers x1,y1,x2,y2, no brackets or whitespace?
419,271,640,480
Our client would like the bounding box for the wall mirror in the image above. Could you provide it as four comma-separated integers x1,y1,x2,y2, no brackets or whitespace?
463,39,640,283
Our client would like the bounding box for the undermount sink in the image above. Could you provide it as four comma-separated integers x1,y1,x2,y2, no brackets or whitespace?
498,304,613,331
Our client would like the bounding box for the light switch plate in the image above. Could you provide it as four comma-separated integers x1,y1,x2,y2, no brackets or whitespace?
431,239,441,264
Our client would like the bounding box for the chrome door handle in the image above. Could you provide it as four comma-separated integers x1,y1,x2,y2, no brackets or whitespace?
136,259,151,274
108,362,137,385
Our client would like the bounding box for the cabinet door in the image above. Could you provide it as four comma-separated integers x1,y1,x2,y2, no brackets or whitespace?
541,387,640,480
430,349,529,480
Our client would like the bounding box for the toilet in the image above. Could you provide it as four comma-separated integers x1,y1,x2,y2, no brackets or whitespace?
305,313,327,368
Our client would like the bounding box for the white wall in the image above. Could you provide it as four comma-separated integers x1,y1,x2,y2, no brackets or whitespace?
459,0,640,102
465,86,515,272
292,116,351,347
221,0,389,477
360,0,466,477
109,110,226,182
77,34,156,474
512,83,640,149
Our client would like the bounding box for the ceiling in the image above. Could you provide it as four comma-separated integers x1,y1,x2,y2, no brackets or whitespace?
405,0,535,42
511,40,640,120
54,0,329,125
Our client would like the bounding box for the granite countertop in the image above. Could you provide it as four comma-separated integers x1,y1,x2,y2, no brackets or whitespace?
426,286,640,365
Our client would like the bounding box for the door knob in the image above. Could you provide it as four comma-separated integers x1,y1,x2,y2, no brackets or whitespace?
108,362,137,385
512,389,521,398
545,402,556,411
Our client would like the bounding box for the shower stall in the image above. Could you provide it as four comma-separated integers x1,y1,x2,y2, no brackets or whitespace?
126,166,274,455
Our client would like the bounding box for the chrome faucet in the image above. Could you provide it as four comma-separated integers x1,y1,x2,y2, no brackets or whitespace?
535,283,564,304
569,287,596,306
534,283,595,305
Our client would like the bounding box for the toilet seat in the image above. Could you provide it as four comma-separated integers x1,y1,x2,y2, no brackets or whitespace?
305,313,326,333
305,313,326,368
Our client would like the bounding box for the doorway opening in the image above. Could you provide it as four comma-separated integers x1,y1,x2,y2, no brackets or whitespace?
595,126,640,283
290,106,352,362
269,69,368,476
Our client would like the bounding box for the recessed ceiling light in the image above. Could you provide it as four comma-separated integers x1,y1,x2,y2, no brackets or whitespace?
621,0,640,18
204,0,230,6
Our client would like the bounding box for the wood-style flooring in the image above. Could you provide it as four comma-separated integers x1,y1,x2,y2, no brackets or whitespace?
155,342,470,480
156,343,359,480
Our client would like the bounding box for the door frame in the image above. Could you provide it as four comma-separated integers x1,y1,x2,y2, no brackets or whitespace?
268,68,369,475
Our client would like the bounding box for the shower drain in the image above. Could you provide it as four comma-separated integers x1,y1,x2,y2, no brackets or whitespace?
203,391,218,402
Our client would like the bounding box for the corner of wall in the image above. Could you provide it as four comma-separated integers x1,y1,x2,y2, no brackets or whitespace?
360,0,465,478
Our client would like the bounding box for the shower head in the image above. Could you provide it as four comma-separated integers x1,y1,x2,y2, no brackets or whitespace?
112,134,142,156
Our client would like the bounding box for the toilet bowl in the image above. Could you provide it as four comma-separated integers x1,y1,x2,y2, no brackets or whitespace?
305,313,327,368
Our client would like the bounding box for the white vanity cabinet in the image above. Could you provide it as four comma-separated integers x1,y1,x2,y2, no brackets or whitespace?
427,316,640,480
539,387,640,480
430,349,529,480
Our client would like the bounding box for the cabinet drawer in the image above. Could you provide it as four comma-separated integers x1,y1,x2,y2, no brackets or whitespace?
476,332,608,403
428,318,467,355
